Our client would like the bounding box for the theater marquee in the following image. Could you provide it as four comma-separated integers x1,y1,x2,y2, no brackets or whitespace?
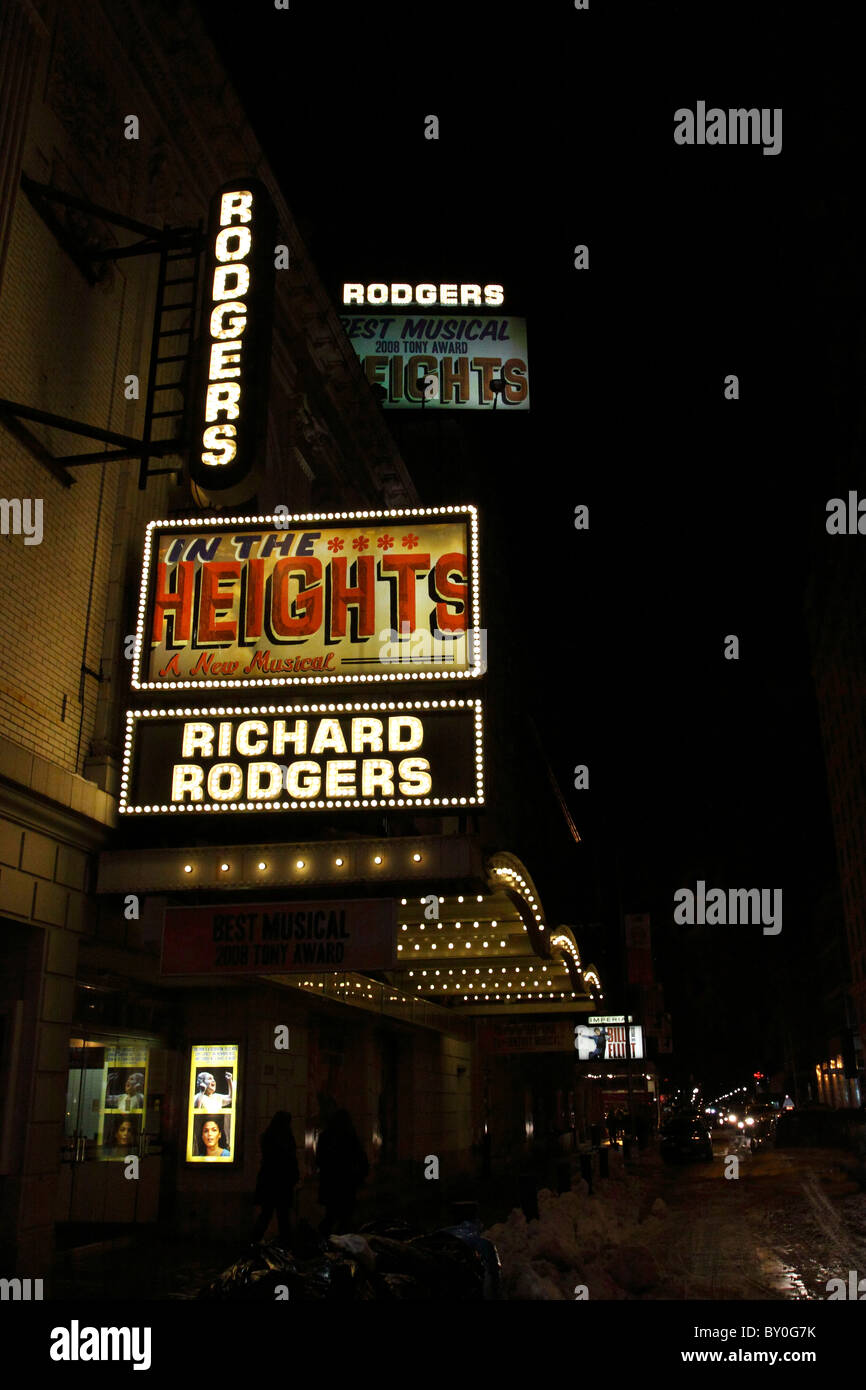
118,698,484,813
131,507,481,690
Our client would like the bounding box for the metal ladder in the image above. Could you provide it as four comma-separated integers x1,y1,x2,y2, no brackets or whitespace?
139,227,203,489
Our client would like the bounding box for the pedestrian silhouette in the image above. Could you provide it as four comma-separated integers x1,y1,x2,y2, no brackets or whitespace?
252,1110,299,1246
315,1108,370,1236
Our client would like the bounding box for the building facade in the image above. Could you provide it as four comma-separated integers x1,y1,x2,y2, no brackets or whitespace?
805,542,865,1108
0,0,602,1280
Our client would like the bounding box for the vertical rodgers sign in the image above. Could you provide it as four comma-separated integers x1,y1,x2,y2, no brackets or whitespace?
190,179,277,501
340,305,529,409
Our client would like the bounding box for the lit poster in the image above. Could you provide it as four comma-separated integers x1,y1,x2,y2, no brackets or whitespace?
341,314,530,409
100,1045,148,1161
574,1024,644,1061
186,1043,239,1163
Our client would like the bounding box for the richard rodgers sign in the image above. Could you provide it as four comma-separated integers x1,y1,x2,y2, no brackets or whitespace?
118,698,484,814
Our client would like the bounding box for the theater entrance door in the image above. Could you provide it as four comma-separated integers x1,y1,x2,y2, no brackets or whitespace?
56,1032,165,1235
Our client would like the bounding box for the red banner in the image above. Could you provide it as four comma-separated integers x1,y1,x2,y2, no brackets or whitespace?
162,898,396,974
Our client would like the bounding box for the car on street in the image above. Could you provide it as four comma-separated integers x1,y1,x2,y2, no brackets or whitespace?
659,1115,714,1163
738,1104,776,1150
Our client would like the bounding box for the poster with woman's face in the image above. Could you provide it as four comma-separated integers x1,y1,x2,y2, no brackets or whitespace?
193,1114,233,1159
103,1113,141,1159
186,1044,239,1162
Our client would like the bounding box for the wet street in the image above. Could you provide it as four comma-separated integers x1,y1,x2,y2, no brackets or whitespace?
647,1133,866,1300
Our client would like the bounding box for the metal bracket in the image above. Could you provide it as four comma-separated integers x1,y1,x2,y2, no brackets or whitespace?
0,176,204,489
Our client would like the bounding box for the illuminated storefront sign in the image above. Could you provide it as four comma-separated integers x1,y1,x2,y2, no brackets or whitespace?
131,507,481,690
119,698,484,814
190,179,276,496
575,1024,644,1061
186,1043,239,1163
342,282,504,307
163,899,396,974
340,315,529,409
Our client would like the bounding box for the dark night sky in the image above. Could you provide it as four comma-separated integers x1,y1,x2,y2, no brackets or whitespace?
195,1,860,1096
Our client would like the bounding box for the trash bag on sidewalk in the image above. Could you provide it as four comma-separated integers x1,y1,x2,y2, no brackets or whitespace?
407,1230,486,1299
328,1232,376,1271
197,1239,374,1301
197,1221,502,1300
433,1221,502,1299
358,1216,425,1241
197,1241,298,1300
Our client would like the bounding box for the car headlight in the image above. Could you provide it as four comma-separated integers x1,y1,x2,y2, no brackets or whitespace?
737,1120,744,1128
745,1117,754,1126
728,1114,737,1123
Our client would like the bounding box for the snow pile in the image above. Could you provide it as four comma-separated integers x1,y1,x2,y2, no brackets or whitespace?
484,1171,670,1300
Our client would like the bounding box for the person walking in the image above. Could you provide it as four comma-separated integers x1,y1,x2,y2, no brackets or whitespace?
252,1111,299,1246
607,1108,618,1146
315,1108,370,1236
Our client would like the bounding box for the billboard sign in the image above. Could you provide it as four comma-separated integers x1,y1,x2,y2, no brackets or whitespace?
118,697,484,814
341,315,529,410
131,507,481,690
162,898,396,974
575,1024,644,1061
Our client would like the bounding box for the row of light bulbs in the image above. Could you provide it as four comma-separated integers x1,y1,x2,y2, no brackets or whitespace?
493,864,546,932
146,506,476,527
400,895,486,905
181,850,425,874
401,918,497,928
127,697,481,716
586,1073,655,1081
408,965,561,979
138,671,479,688
398,940,509,952
432,991,573,1001
126,795,480,813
